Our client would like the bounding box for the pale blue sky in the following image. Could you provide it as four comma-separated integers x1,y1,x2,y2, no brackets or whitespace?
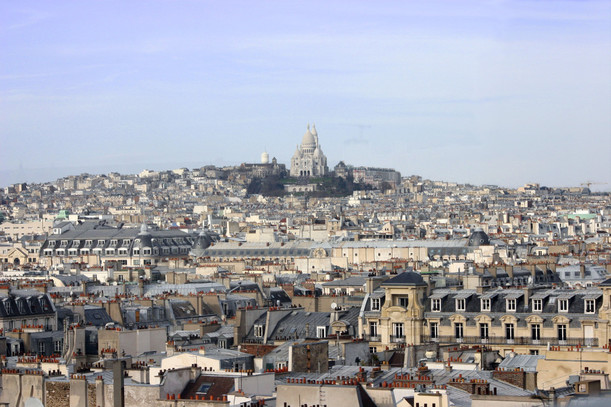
1,0,610,190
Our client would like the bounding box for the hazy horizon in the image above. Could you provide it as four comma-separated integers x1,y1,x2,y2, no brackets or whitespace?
1,1,610,190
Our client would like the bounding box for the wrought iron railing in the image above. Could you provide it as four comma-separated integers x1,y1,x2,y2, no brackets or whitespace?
421,335,598,347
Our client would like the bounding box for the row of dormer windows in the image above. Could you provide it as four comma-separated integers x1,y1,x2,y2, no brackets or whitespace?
430,297,597,314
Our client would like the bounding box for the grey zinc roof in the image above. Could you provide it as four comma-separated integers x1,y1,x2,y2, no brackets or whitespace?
498,354,544,372
322,276,366,287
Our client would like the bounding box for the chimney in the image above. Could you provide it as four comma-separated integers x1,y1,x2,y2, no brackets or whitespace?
523,287,532,308
549,387,557,407
580,264,586,279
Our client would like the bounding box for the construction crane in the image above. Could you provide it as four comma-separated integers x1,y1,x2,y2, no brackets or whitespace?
581,181,608,189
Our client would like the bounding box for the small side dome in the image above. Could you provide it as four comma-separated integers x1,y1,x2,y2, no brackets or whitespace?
468,228,490,246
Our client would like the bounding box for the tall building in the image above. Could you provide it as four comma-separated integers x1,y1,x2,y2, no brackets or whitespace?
290,124,328,177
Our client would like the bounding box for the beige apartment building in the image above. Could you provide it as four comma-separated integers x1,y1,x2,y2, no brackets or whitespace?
362,273,611,356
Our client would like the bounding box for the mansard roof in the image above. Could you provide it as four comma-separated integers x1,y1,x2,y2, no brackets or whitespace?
381,271,427,287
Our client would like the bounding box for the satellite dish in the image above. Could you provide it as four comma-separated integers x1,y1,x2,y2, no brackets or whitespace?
331,302,337,310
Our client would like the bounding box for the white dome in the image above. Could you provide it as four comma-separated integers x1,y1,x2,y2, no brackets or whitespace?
302,128,315,147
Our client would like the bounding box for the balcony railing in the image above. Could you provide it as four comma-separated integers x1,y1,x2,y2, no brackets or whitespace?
363,334,381,342
390,335,406,343
421,335,598,347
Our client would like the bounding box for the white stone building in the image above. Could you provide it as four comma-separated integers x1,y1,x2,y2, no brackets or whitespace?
290,124,328,177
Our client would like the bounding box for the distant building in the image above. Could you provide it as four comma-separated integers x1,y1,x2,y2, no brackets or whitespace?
39,222,195,269
352,166,401,187
290,124,328,177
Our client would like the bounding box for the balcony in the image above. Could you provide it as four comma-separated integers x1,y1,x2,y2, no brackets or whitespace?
364,334,381,342
421,335,598,347
390,335,406,343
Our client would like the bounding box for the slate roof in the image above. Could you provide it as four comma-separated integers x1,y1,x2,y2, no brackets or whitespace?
381,271,427,286
0,292,55,318
424,287,604,328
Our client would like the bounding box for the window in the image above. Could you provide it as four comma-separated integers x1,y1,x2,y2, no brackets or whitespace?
369,322,378,337
371,298,380,311
558,299,568,312
585,299,595,314
430,322,439,339
431,299,441,312
110,239,118,246
531,324,541,341
316,326,327,338
392,323,404,338
4,301,11,314
254,325,264,338
38,342,45,354
54,339,63,353
505,323,515,340
454,323,464,339
479,323,489,339
558,324,567,341
456,299,465,312
399,297,409,308
506,299,516,312
532,299,542,312
481,298,490,312
369,346,377,353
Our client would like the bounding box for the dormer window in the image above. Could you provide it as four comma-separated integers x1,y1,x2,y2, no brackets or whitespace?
398,297,409,308
431,298,441,312
254,325,264,337
558,299,569,312
110,239,118,246
532,299,543,312
506,299,516,312
316,326,327,338
97,240,105,245
481,298,490,312
371,298,380,311
456,299,466,312
585,299,595,314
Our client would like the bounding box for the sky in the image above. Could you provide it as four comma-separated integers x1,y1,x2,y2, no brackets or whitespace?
1,0,610,190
